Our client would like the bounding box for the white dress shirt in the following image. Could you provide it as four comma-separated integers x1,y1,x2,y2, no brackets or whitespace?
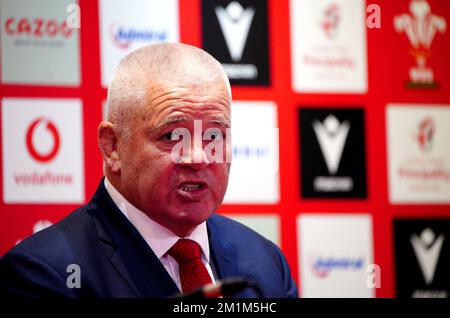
104,177,216,292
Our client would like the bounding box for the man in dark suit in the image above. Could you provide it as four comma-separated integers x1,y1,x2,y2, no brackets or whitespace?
0,43,298,298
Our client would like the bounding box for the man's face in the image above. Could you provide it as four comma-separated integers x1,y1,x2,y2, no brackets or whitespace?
117,79,231,237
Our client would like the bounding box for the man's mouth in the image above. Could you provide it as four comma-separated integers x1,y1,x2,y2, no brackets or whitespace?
176,182,208,201
179,182,204,192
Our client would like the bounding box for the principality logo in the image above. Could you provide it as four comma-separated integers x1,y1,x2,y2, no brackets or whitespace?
413,116,435,152
320,3,341,40
26,118,61,163
394,0,447,89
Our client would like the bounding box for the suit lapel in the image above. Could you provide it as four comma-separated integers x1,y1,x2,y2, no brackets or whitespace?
89,179,257,298
108,229,180,298
90,179,180,298
109,250,141,297
207,216,259,298
207,217,240,280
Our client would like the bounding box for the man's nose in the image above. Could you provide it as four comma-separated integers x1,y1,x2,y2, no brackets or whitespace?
178,142,211,170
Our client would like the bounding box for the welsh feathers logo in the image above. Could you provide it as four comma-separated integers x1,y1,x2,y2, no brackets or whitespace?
394,0,447,89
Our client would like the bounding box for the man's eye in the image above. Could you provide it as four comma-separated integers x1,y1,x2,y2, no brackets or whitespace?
204,129,224,140
161,132,181,141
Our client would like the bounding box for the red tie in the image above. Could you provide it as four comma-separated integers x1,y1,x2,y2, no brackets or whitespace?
168,239,213,293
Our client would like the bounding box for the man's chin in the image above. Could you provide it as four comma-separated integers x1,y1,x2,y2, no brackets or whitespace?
169,219,207,238
173,207,212,224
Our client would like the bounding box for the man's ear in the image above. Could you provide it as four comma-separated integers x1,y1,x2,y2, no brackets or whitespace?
98,121,121,173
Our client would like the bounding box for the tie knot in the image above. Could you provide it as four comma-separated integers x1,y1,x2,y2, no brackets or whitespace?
168,239,202,264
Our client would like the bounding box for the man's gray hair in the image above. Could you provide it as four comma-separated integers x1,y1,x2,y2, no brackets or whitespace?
106,42,231,141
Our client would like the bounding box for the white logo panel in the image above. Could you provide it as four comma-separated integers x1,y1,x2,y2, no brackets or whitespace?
298,214,374,297
99,0,179,87
290,0,367,92
0,0,80,85
387,105,450,203
223,101,279,204
2,98,84,203
224,214,280,245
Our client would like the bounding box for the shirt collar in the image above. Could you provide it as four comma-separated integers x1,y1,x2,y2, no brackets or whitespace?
104,177,210,262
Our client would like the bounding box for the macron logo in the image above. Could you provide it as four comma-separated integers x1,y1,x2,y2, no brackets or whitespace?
410,228,444,285
313,115,350,175
215,1,255,61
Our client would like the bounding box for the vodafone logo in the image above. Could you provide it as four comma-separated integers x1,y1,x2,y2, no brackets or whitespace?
26,118,61,163
2,98,84,203
4,17,73,38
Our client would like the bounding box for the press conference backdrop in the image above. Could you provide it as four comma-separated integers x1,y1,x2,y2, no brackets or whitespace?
1,0,449,298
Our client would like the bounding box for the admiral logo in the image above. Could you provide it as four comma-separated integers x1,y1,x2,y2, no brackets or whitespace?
202,0,270,86
233,144,269,159
99,0,179,87
310,255,364,278
387,106,450,203
299,108,367,198
109,23,167,49
298,215,374,297
394,0,447,89
394,220,450,298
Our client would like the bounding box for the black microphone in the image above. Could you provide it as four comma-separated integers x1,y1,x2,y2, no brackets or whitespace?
172,277,263,298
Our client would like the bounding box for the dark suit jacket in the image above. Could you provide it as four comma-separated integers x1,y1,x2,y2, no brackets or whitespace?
0,179,298,298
